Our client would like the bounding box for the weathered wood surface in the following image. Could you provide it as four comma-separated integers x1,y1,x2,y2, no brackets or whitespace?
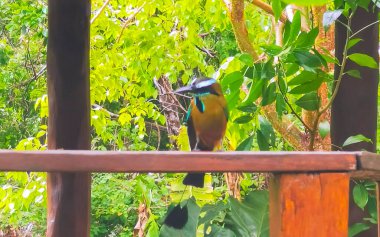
0,150,358,172
47,0,91,236
270,173,350,237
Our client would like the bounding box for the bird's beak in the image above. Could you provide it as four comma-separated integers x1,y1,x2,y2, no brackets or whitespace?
174,85,194,94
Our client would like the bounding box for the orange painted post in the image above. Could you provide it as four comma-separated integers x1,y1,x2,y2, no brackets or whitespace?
270,173,349,237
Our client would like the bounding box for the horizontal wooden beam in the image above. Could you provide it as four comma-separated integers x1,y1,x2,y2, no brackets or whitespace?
0,150,358,173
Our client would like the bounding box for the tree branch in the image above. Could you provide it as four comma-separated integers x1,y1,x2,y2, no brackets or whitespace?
224,0,259,60
251,0,287,24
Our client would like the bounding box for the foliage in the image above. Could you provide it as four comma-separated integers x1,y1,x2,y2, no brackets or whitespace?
0,0,379,236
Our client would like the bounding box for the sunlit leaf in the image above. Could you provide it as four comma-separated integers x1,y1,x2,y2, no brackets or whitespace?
342,134,372,147
348,53,378,69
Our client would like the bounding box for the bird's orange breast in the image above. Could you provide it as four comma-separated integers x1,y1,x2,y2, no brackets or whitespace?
190,94,227,151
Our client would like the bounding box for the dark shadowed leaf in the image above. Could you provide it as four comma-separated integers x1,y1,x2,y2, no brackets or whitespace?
346,69,361,79
349,223,370,237
236,135,254,151
237,104,257,113
199,201,229,225
276,94,287,116
293,51,322,71
204,224,237,237
353,183,368,210
261,82,277,106
224,191,269,237
295,92,320,111
233,115,253,124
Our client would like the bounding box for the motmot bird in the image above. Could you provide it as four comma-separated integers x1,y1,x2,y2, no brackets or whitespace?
164,77,228,229
175,76,228,188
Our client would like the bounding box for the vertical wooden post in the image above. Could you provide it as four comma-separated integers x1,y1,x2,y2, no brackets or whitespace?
47,0,91,237
332,5,379,237
270,173,349,237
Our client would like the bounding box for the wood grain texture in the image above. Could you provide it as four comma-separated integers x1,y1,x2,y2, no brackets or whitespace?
0,150,357,172
270,173,349,237
47,0,91,236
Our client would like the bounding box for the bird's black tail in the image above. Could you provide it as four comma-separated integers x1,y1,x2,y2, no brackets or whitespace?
183,173,205,188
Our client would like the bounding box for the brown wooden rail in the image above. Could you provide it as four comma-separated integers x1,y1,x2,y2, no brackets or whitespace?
0,150,380,237
0,150,359,172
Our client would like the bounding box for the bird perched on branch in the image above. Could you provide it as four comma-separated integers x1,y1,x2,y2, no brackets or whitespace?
163,77,228,229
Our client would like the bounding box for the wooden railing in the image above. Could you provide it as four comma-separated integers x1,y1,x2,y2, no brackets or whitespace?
0,150,379,236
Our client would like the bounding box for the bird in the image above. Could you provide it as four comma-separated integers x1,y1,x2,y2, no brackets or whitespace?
175,76,228,188
163,76,228,229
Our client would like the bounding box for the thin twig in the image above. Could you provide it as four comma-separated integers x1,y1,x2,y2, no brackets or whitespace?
91,0,112,24
349,19,380,39
116,3,146,43
16,65,46,88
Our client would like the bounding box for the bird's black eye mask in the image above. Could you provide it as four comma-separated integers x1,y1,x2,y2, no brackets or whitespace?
195,97,205,113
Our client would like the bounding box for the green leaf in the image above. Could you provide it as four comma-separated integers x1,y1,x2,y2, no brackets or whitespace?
295,92,320,111
160,197,200,236
318,121,330,139
260,45,282,56
257,116,275,150
322,10,343,31
257,130,269,151
236,135,254,151
199,201,229,225
241,79,265,106
224,191,269,237
353,183,368,210
275,94,287,116
288,71,318,86
236,104,257,113
289,77,323,94
346,69,361,79
221,71,244,91
239,53,254,67
287,11,301,45
295,28,319,50
347,38,363,50
272,0,282,21
342,134,372,147
348,53,378,69
204,224,237,237
293,51,322,71
261,82,277,106
233,115,253,124
349,223,370,237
